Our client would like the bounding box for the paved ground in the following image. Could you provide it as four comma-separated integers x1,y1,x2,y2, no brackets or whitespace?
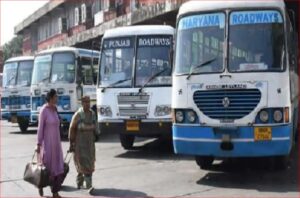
0,120,299,198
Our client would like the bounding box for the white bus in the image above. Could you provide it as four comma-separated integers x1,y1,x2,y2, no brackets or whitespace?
172,0,298,169
97,25,174,149
31,47,100,136
1,56,34,132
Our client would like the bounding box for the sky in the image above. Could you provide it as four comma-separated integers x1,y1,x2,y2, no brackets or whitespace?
0,0,48,46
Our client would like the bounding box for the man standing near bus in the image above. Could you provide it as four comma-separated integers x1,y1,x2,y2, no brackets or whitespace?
69,96,99,194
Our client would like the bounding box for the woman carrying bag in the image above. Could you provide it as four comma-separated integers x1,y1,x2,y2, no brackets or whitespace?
36,89,64,198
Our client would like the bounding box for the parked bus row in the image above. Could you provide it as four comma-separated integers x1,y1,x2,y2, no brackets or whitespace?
1,0,298,170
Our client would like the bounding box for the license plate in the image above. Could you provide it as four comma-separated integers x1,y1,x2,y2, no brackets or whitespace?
11,116,18,123
254,127,272,141
126,121,140,131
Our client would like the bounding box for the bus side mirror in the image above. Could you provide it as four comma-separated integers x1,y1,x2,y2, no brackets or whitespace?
288,9,296,30
76,57,82,85
169,49,174,67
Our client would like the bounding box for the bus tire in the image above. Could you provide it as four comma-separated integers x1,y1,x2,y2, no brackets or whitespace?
273,155,289,170
120,134,135,150
60,124,69,139
18,118,29,132
195,156,214,170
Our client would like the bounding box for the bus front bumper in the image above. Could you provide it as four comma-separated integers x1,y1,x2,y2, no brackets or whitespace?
2,111,30,122
173,124,292,157
99,119,172,137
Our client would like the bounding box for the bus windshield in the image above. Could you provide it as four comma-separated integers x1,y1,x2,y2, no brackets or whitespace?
3,62,18,87
32,55,51,85
175,13,225,74
228,10,285,72
51,52,75,84
99,37,135,87
135,35,172,87
16,61,33,86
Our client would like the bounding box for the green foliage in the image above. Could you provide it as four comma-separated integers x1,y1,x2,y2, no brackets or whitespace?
2,36,23,62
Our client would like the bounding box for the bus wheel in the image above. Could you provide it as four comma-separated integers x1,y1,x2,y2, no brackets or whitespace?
18,118,29,132
60,124,69,139
195,156,214,170
120,134,135,150
273,155,290,170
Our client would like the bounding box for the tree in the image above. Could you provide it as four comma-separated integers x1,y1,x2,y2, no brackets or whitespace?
2,35,23,62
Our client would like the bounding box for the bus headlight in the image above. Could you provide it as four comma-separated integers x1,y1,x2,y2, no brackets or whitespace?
34,89,41,96
273,109,283,122
187,110,196,123
99,106,112,117
259,110,269,123
57,88,65,95
155,105,171,116
175,110,184,123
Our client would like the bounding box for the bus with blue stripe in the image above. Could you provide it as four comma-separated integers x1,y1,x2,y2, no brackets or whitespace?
172,0,298,170
1,56,34,132
30,47,100,136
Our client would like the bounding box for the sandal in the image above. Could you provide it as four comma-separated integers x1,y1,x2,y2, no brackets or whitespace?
38,188,43,197
52,193,61,198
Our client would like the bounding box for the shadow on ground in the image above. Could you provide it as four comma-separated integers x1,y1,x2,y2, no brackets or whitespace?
90,188,150,197
9,129,37,135
197,146,299,193
115,137,192,161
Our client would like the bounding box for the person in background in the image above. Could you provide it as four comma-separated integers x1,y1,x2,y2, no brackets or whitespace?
36,89,64,198
69,95,99,194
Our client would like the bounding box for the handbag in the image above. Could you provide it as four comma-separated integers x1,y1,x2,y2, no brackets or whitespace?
23,151,50,188
62,151,72,184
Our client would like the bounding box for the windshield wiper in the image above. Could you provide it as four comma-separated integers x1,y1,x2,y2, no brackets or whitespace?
186,57,217,80
39,76,50,84
101,78,131,93
6,75,16,87
139,67,170,93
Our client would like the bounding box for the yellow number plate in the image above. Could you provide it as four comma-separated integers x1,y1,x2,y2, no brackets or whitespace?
11,116,18,124
254,127,272,141
126,121,140,131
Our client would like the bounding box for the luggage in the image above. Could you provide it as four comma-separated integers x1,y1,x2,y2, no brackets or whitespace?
62,151,72,184
23,151,50,188
23,151,72,188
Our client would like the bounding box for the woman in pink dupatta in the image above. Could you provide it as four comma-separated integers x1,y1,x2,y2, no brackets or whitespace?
36,89,64,198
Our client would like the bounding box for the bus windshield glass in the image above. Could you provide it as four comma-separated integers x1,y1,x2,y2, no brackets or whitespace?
228,10,285,72
99,37,135,87
32,55,51,85
3,62,18,87
135,35,172,87
16,61,33,86
175,13,225,74
51,52,75,84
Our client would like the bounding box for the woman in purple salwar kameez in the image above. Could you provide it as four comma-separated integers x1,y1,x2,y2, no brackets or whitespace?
36,89,64,198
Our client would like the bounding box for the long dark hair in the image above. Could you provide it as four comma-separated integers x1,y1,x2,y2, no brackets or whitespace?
45,89,57,103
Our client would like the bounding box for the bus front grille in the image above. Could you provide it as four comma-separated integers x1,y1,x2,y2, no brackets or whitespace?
117,94,149,117
193,89,261,120
119,106,148,117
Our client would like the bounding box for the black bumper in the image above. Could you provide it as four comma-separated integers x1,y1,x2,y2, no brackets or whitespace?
99,121,172,137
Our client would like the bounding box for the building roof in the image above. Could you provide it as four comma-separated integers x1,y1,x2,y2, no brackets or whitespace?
5,56,34,63
14,0,65,34
179,0,286,16
103,25,175,39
